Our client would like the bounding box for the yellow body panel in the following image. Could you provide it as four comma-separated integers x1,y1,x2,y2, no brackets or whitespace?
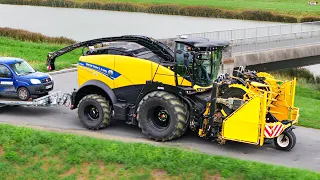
257,73,299,122
78,55,192,90
151,62,176,86
178,76,192,87
222,96,263,144
114,56,152,88
269,80,296,121
78,55,115,88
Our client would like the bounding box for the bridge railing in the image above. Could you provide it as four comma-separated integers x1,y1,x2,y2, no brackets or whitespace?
179,21,320,55
179,21,320,41
231,29,320,54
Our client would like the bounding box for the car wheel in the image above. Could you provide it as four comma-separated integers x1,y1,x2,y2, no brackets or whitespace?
17,87,30,101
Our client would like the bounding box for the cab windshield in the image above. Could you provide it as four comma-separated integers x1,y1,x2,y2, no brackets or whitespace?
193,51,214,87
175,43,222,87
9,61,36,76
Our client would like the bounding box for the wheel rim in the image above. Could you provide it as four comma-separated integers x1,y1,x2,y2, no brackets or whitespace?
84,105,100,121
19,88,28,100
147,106,170,131
277,134,290,147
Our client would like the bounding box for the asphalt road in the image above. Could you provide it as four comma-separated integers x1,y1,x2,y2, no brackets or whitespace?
1,72,320,172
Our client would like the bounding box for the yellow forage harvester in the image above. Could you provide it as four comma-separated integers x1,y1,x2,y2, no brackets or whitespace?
46,35,299,151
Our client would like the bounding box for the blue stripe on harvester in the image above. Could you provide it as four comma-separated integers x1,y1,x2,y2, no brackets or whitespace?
79,61,121,80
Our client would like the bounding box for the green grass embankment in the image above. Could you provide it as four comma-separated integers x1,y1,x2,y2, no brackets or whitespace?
84,0,320,18
0,27,75,44
0,37,80,71
0,124,319,180
0,27,79,71
2,0,320,23
295,86,320,129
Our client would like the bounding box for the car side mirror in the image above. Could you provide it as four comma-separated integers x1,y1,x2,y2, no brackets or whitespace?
7,72,12,78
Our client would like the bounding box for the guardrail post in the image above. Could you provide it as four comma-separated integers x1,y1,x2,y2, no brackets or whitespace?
281,33,283,48
241,39,243,54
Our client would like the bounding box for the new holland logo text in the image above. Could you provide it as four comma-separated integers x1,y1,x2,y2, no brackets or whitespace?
79,61,121,80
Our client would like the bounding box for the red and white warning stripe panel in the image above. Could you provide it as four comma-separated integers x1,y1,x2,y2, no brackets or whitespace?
264,123,284,138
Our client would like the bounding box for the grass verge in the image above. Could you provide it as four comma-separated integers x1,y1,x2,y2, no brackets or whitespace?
0,27,75,45
84,0,320,18
0,37,80,71
0,124,319,180
1,0,314,23
295,86,320,129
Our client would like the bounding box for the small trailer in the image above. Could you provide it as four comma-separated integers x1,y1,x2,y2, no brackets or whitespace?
0,91,71,108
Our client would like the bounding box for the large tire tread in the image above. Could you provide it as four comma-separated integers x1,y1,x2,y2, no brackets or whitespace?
78,94,111,130
137,91,188,141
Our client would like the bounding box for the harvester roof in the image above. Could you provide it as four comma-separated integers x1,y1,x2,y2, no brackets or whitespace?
175,36,230,48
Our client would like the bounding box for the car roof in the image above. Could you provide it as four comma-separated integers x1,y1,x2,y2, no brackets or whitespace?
0,57,24,65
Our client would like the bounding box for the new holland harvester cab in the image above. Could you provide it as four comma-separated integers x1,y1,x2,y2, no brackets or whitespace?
47,35,299,151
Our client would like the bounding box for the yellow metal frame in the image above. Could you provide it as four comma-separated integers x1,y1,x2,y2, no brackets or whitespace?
221,89,296,146
221,92,268,145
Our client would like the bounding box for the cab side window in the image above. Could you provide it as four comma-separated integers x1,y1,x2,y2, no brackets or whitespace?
0,65,11,78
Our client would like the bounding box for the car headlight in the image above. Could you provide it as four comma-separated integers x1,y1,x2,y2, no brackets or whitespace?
48,75,53,81
30,79,41,84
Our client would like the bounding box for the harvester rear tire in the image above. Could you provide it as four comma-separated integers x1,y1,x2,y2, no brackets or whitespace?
78,94,112,130
274,130,296,151
182,102,191,134
137,91,188,141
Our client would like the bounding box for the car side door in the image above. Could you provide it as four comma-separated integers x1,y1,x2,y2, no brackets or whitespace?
0,64,15,94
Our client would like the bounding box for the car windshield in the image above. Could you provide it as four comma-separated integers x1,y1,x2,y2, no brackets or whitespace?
9,61,35,76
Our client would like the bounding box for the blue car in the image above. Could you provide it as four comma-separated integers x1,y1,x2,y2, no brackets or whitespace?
0,57,54,101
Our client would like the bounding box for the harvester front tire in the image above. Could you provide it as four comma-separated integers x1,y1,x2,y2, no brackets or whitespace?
137,91,188,141
78,94,112,130
274,130,296,151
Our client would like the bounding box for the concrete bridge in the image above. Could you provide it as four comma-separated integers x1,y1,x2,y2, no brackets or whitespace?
160,21,320,74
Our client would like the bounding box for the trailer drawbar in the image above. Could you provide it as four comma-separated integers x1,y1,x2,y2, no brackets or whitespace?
0,91,71,108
